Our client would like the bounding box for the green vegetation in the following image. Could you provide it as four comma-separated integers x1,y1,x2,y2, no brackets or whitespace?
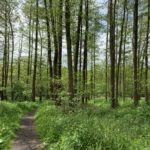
0,101,38,150
36,100,150,150
0,0,150,149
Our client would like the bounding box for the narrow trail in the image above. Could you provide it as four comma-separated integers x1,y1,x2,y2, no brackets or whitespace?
11,112,41,150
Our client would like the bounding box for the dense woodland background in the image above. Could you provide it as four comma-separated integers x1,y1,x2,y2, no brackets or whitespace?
0,0,150,149
0,0,150,106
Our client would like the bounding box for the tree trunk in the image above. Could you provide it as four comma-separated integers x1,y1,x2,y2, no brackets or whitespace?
65,0,74,106
44,0,53,99
145,0,150,103
9,17,14,101
116,0,127,102
133,0,139,106
109,0,117,108
74,0,83,94
32,0,39,101
82,0,89,104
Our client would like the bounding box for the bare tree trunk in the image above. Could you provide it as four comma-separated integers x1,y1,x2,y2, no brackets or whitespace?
65,0,74,106
116,0,127,102
74,0,83,94
17,36,23,81
122,9,128,101
82,0,89,104
39,30,43,101
58,0,63,79
105,23,109,101
9,17,14,101
78,24,83,98
49,0,58,79
44,0,53,99
133,0,139,106
109,0,117,108
145,0,150,103
27,3,32,85
32,0,39,101
2,2,8,100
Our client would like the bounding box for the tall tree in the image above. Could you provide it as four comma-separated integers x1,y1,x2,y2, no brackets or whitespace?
82,0,89,104
144,0,150,103
9,13,14,101
109,0,117,108
58,0,63,78
27,2,32,85
133,0,139,106
32,0,39,101
17,36,23,81
65,0,74,105
116,0,127,101
74,0,83,94
44,0,53,98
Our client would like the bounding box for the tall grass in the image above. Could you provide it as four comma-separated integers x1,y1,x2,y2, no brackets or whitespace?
36,101,150,150
0,101,38,150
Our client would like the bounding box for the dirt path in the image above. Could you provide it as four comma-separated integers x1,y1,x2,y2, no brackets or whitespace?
11,112,41,150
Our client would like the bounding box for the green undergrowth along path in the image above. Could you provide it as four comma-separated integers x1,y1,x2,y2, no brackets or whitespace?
35,101,150,150
0,101,38,150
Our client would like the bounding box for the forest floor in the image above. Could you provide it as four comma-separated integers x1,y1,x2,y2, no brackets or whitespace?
11,111,41,150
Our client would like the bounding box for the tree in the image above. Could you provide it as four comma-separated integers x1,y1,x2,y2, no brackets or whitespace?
109,0,117,108
65,0,74,105
82,0,89,104
133,0,139,106
74,0,83,94
32,0,39,101
144,0,150,103
116,0,127,102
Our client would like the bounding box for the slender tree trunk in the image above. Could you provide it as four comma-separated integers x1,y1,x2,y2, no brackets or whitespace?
65,0,74,106
39,30,43,101
145,0,150,103
17,36,23,81
122,9,128,101
82,0,89,104
9,17,14,101
2,2,8,100
109,0,116,108
78,24,83,98
27,3,32,85
133,0,139,106
49,0,58,78
32,0,39,101
58,0,63,78
116,0,127,102
74,0,83,94
105,23,109,101
49,0,59,103
44,0,53,99
93,30,96,99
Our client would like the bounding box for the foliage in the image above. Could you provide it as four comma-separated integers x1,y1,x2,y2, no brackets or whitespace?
36,100,150,150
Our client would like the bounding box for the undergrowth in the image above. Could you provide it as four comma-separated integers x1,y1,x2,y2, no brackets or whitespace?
0,101,38,150
35,100,150,150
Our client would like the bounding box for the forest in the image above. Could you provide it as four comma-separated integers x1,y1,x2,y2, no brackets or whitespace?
0,0,150,149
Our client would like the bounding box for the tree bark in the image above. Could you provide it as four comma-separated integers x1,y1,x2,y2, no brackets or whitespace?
133,0,139,106
32,0,39,101
65,0,74,105
144,0,150,103
74,0,83,94
109,0,117,108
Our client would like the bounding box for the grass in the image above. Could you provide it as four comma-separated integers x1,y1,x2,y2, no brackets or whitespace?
35,100,150,150
0,101,38,150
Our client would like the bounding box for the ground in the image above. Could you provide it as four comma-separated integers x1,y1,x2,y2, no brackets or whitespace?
11,112,41,150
